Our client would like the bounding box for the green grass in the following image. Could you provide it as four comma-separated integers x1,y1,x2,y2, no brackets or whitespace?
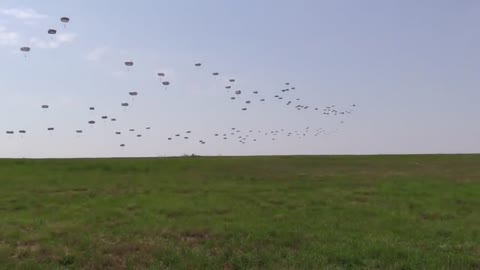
0,155,479,269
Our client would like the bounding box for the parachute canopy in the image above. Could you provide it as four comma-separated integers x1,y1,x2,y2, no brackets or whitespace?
60,17,70,23
20,47,31,52
124,61,134,67
48,29,57,35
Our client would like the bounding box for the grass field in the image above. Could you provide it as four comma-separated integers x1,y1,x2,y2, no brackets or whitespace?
0,155,479,269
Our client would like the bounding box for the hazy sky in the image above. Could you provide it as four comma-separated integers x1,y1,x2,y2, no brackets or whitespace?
1,0,479,158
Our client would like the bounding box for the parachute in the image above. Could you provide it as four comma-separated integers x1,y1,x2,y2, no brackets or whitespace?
47,29,57,38
157,73,165,83
20,47,31,58
124,61,134,71
157,73,165,81
162,81,170,90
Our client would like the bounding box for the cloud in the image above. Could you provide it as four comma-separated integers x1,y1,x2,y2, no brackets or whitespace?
57,33,77,43
0,26,19,46
29,33,76,49
86,47,110,61
29,37,58,49
0,8,47,20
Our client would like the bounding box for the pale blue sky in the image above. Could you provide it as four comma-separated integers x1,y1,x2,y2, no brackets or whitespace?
1,0,479,158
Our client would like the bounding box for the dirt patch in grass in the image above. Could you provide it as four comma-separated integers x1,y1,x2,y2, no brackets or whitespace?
419,212,455,221
180,230,212,245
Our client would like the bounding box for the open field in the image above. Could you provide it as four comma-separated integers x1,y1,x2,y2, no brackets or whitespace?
0,155,479,269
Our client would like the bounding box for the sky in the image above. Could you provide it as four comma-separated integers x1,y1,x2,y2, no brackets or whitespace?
0,0,479,158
